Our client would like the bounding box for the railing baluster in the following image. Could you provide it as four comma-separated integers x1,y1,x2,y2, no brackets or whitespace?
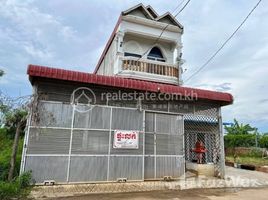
123,60,126,70
132,60,134,71
122,58,179,80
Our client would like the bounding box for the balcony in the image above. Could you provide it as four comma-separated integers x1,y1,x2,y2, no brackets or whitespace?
118,57,180,85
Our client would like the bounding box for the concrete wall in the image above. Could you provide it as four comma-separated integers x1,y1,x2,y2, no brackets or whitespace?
123,34,175,64
96,37,118,76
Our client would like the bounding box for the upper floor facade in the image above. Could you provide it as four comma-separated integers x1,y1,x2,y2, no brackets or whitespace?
94,3,184,85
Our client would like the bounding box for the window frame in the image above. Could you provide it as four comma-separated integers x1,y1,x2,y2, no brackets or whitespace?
147,47,166,62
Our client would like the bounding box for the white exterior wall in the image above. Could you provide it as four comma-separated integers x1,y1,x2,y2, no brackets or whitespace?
96,37,118,76
123,34,175,64
121,17,182,46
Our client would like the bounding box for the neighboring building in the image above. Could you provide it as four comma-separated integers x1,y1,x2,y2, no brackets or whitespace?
20,4,233,184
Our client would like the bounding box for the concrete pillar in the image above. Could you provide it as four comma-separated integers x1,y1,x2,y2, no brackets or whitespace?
117,31,124,56
176,43,184,85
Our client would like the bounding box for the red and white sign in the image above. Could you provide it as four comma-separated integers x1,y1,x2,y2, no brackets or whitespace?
113,130,139,149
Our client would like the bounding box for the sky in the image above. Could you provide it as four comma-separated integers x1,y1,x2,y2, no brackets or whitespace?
0,0,268,132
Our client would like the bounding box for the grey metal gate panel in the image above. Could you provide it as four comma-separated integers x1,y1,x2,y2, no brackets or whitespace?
156,156,184,178
108,156,143,181
144,156,155,179
71,130,110,155
27,128,71,154
69,156,108,182
24,156,68,183
73,106,111,129
144,112,185,180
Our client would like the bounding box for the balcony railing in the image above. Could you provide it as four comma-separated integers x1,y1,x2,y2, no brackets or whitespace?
122,58,178,78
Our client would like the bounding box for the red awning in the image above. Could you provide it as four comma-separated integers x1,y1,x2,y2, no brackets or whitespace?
27,64,233,105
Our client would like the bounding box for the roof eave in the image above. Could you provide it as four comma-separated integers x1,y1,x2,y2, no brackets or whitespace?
156,12,184,29
28,65,234,106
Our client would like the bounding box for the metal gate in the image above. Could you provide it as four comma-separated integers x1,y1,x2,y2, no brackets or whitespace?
144,112,185,180
21,101,185,184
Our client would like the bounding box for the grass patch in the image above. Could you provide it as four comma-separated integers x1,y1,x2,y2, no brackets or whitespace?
0,172,32,200
0,128,31,199
226,156,268,167
0,128,23,181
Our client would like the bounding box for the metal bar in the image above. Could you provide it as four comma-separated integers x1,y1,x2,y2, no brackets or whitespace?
107,107,113,181
154,113,156,179
38,100,141,110
185,130,218,134
142,110,145,181
29,126,71,130
28,126,141,132
218,107,225,178
26,154,69,157
144,155,184,157
20,106,33,174
146,109,185,116
25,154,147,157
182,114,186,180
66,104,75,182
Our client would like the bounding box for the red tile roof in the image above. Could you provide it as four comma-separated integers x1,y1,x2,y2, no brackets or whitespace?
27,64,233,105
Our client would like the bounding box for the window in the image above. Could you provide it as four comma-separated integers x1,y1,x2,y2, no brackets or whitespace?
147,47,165,62
124,52,142,58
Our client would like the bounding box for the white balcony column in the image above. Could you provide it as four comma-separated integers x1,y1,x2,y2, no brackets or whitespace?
175,43,184,85
117,31,124,56
114,31,124,74
176,43,183,64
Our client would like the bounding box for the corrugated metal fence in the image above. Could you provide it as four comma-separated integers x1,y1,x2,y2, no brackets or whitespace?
20,101,185,184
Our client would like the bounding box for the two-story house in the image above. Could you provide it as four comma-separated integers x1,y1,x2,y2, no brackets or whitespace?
21,4,233,184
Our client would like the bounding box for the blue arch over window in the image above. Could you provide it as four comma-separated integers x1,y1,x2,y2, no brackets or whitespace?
147,47,165,62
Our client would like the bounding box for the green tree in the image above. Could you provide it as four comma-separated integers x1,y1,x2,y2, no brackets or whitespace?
224,119,258,162
225,119,256,135
0,94,28,181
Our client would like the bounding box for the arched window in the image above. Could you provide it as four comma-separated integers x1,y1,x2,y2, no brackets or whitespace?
147,47,165,62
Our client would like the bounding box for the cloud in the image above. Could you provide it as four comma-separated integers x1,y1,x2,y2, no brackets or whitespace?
196,83,232,92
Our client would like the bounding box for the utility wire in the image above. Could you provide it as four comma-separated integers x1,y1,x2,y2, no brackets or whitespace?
171,0,186,14
137,0,191,61
184,0,262,83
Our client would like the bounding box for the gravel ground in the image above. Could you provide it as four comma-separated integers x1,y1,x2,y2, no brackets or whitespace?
32,167,268,199
43,187,268,200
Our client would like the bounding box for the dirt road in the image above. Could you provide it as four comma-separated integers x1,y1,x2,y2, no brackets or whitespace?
43,187,268,200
